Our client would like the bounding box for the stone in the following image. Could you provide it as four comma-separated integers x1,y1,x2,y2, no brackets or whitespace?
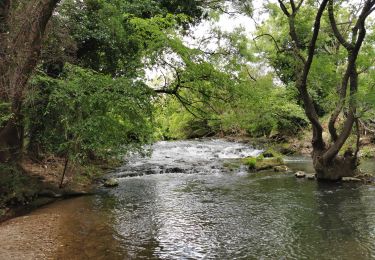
306,174,316,180
104,178,119,187
295,171,306,178
165,167,185,173
273,165,289,172
342,177,362,182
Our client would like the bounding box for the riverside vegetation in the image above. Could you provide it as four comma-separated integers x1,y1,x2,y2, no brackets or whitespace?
0,0,375,218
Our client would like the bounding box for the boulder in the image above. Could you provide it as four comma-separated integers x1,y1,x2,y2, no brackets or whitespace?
295,171,306,178
104,178,119,188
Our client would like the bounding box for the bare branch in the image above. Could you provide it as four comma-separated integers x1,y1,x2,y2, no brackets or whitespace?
296,0,304,11
253,33,281,52
290,0,296,12
328,0,354,50
277,0,291,16
246,68,257,82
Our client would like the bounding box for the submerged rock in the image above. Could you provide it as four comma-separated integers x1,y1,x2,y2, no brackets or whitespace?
273,165,289,172
295,171,306,178
342,177,362,182
104,178,119,188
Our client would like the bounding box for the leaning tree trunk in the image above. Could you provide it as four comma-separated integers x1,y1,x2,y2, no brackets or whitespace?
277,0,374,180
0,0,60,163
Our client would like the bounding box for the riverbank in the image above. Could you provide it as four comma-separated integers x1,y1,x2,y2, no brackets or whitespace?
0,157,113,258
0,196,101,259
0,156,119,223
224,128,375,159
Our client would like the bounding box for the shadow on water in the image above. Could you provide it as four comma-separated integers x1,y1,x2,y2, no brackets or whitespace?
311,181,374,259
50,140,375,259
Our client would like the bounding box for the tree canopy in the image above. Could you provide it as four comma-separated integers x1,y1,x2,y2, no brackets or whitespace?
0,0,374,180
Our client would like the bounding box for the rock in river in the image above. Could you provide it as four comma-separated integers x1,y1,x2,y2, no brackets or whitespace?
306,174,316,180
273,165,290,172
295,171,306,178
104,178,119,188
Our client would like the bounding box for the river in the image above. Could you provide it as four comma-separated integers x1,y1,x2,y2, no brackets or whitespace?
26,140,375,259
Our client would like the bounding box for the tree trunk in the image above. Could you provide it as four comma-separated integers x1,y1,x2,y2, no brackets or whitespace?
313,149,357,180
0,0,60,163
0,117,23,162
276,0,374,181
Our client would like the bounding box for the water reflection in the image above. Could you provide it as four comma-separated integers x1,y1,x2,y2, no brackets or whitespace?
53,140,375,259
313,182,374,259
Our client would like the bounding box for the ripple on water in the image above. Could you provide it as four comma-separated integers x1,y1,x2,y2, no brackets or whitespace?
54,140,375,259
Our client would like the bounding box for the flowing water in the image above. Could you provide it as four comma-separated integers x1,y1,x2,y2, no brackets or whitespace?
48,140,375,259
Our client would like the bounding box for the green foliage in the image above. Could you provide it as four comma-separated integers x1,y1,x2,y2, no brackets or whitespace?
59,0,202,77
360,147,375,159
254,2,350,116
220,75,307,137
243,157,257,170
0,164,37,207
155,70,307,139
155,98,217,139
27,64,155,162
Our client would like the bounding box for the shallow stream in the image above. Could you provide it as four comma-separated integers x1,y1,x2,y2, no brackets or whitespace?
38,140,375,259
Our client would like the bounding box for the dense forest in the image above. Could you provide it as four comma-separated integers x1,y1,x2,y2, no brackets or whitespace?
0,0,374,207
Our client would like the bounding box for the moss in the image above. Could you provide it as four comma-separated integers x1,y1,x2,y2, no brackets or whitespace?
262,148,283,158
278,143,297,155
360,147,375,159
223,161,242,171
241,156,284,172
242,157,257,170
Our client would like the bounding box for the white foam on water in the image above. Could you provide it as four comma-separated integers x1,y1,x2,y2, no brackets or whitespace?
119,139,262,176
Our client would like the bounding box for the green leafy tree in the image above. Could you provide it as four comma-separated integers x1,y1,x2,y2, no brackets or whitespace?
28,64,154,162
260,0,375,179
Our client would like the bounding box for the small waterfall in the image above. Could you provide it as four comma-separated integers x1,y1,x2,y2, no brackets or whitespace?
115,139,263,177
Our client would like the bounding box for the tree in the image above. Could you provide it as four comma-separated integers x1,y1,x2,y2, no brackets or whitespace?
0,0,224,163
272,0,375,180
0,0,60,163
